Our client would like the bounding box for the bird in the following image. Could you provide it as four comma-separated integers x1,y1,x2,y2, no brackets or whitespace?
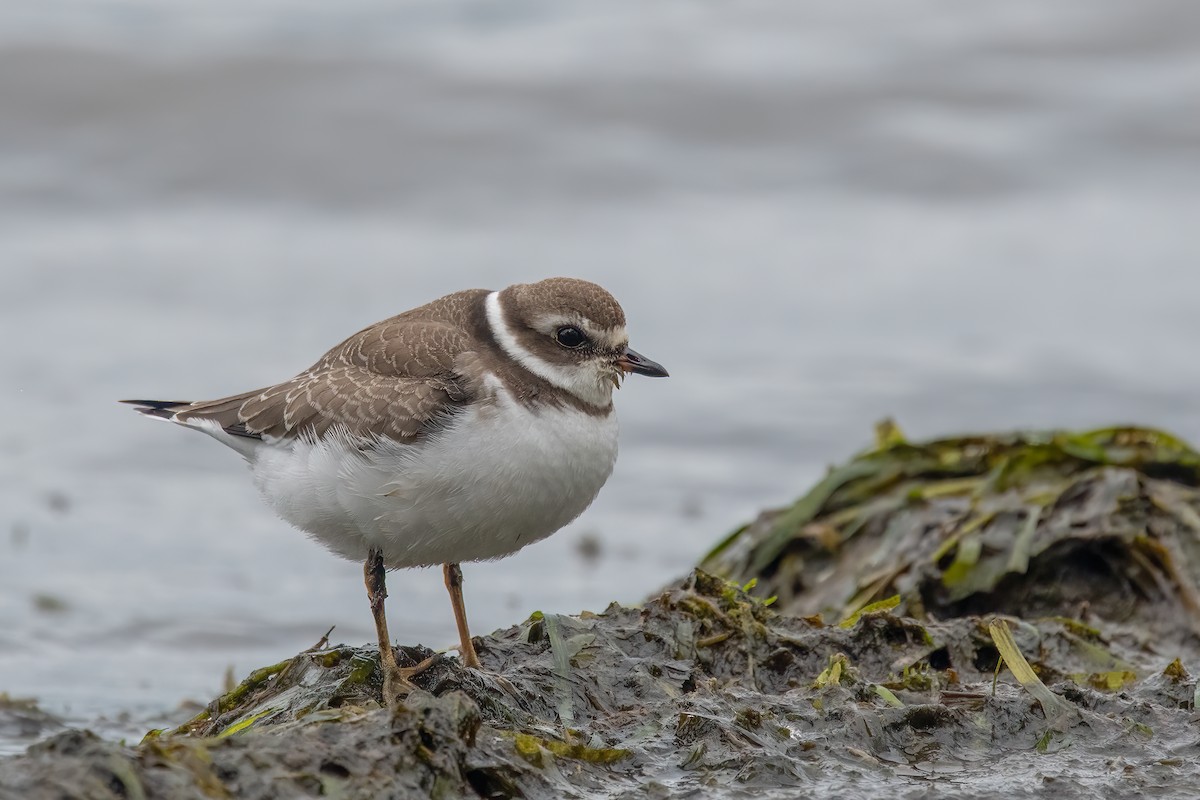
123,277,668,707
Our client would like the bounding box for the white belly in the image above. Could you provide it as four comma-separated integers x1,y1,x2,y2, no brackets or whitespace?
247,394,619,568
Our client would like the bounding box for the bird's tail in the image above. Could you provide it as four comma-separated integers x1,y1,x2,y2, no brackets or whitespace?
119,399,192,420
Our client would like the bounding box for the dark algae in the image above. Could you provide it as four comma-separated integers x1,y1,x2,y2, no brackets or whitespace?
6,424,1200,798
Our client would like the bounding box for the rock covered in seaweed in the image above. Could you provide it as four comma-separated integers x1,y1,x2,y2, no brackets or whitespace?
5,569,1200,798
7,424,1200,798
702,423,1200,650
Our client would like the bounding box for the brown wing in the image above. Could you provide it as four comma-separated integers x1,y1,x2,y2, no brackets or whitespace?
168,316,482,443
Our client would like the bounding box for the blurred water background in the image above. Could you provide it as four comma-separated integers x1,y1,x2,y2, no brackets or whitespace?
2,0,1199,752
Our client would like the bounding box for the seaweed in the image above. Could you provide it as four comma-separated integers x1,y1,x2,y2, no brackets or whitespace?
702,424,1200,655
9,424,1200,798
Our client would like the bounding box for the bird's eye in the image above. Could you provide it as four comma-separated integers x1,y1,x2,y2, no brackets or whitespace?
554,326,588,348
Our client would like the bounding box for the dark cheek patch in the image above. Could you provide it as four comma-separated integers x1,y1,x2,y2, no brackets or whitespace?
500,294,581,368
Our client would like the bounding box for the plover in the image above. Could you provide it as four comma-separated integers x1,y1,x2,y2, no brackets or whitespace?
123,277,667,706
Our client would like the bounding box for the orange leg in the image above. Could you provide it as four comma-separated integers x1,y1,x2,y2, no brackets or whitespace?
365,548,431,708
444,562,482,668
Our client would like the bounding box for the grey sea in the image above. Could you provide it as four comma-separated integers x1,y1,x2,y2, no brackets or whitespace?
2,0,1199,755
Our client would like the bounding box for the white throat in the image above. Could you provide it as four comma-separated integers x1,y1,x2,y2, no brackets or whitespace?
485,291,613,408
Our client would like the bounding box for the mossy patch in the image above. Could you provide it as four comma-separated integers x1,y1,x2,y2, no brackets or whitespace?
10,424,1200,798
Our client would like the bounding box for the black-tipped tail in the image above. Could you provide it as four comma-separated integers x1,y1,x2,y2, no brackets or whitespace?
120,398,190,420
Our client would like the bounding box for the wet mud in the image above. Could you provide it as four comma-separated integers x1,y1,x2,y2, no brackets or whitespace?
6,426,1200,798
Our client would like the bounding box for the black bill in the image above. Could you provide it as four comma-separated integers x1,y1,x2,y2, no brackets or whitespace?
618,347,669,378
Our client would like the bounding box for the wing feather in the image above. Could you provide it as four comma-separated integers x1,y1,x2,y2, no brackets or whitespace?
168,317,481,443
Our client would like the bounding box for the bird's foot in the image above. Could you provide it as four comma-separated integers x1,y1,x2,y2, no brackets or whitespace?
457,639,482,670
380,651,442,709
380,664,414,710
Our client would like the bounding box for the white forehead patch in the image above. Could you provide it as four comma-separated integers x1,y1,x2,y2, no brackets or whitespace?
589,324,629,351
485,292,615,408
